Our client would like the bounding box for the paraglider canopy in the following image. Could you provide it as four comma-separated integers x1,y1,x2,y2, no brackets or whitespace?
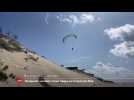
62,34,77,51
62,34,77,43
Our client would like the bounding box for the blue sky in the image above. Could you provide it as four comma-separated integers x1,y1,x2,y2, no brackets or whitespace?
0,12,134,82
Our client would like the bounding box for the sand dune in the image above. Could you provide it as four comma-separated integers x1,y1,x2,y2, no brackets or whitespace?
0,48,93,87
0,35,118,87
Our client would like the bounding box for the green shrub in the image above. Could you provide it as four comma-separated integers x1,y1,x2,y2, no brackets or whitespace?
0,71,8,81
0,38,22,51
9,73,16,79
2,65,8,71
0,38,11,51
9,40,22,51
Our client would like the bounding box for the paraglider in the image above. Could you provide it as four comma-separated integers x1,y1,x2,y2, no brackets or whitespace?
62,34,77,43
62,34,77,51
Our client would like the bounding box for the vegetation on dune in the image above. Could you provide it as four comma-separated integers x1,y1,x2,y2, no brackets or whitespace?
9,73,16,79
2,65,8,71
0,30,22,52
0,71,8,81
0,59,8,81
0,37,22,52
24,55,39,62
0,38,11,51
0,59,16,81
8,39,22,51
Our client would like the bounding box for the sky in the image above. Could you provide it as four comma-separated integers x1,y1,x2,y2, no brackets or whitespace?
0,12,134,82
